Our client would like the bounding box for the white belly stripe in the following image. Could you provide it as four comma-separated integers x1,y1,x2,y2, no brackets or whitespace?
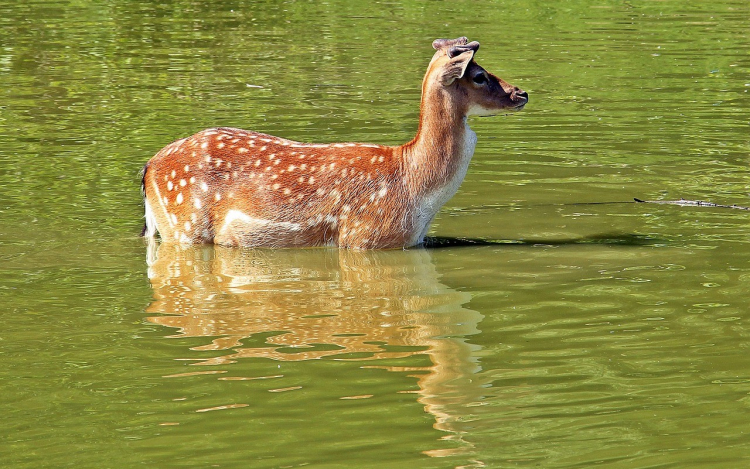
220,210,302,235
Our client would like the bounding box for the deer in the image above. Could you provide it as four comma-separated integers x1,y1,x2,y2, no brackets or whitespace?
141,37,528,249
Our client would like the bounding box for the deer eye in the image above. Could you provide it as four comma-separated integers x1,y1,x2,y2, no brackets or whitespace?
472,73,487,85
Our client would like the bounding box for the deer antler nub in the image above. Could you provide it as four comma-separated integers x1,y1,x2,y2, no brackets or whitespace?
432,37,480,58
432,37,468,50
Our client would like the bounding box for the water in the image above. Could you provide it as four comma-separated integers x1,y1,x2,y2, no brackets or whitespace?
2,0,750,467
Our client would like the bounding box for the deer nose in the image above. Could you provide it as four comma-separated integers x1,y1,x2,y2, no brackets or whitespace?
512,88,528,103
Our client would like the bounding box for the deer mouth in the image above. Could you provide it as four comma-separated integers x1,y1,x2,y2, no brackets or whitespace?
510,89,528,110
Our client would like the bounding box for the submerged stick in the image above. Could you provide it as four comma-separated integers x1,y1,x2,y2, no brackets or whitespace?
634,198,750,211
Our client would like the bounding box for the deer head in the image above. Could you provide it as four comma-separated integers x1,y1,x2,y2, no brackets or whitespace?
425,37,528,117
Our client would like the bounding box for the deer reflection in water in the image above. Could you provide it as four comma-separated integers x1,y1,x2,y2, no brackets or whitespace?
145,242,485,458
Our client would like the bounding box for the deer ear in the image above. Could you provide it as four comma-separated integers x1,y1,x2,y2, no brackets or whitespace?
439,49,475,86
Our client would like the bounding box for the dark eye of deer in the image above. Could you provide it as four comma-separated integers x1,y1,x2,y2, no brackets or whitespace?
473,73,487,85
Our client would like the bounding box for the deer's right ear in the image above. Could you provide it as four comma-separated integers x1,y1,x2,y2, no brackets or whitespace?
438,49,474,86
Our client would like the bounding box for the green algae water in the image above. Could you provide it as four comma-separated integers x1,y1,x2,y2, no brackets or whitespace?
2,1,750,467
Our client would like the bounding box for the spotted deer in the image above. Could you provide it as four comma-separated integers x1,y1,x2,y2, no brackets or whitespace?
141,37,528,249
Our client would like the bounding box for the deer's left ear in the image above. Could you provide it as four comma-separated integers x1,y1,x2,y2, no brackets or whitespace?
439,49,475,86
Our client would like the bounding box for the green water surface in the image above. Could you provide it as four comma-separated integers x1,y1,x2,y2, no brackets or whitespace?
2,1,750,468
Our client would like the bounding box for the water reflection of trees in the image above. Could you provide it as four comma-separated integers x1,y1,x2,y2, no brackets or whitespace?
145,242,485,459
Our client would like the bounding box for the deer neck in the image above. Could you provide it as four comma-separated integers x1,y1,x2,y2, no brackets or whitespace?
399,87,478,197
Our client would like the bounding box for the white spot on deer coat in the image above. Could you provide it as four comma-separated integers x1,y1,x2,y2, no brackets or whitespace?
324,215,338,225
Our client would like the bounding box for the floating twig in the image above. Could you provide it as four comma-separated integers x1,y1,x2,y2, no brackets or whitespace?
634,198,750,211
